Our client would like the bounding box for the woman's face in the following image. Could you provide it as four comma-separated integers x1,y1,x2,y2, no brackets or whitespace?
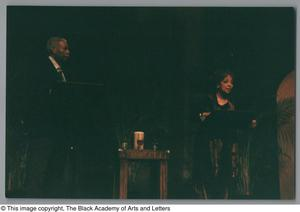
218,74,234,94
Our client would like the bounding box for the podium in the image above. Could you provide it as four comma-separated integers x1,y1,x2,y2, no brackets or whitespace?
56,81,106,135
198,110,256,198
52,81,113,197
203,111,255,129
201,111,255,140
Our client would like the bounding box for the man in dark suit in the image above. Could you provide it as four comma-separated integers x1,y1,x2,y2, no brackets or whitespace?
24,37,74,197
28,37,70,137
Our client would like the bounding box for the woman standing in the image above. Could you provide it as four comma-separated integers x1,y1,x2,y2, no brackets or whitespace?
193,70,238,199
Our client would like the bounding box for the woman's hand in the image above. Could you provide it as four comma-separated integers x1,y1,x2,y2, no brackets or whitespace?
251,119,257,128
199,112,211,121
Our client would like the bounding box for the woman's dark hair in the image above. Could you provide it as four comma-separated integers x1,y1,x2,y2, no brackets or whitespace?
211,69,234,87
209,69,234,93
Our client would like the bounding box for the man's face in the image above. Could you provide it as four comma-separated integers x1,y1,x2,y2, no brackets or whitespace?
52,40,70,61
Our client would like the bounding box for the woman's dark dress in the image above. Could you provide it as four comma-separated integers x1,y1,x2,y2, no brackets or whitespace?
192,94,236,199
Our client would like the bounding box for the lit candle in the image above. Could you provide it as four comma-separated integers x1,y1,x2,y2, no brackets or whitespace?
134,131,144,151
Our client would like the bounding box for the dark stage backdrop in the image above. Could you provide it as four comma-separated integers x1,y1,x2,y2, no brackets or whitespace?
6,7,295,198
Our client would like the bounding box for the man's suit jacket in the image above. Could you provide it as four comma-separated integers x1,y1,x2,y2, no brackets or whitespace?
25,56,67,138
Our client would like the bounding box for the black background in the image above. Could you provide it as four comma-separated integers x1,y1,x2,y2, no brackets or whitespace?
6,7,296,198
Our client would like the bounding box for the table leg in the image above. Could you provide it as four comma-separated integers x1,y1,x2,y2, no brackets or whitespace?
119,159,128,199
160,160,168,199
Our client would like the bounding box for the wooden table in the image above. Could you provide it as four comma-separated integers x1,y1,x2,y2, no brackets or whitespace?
119,149,170,199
